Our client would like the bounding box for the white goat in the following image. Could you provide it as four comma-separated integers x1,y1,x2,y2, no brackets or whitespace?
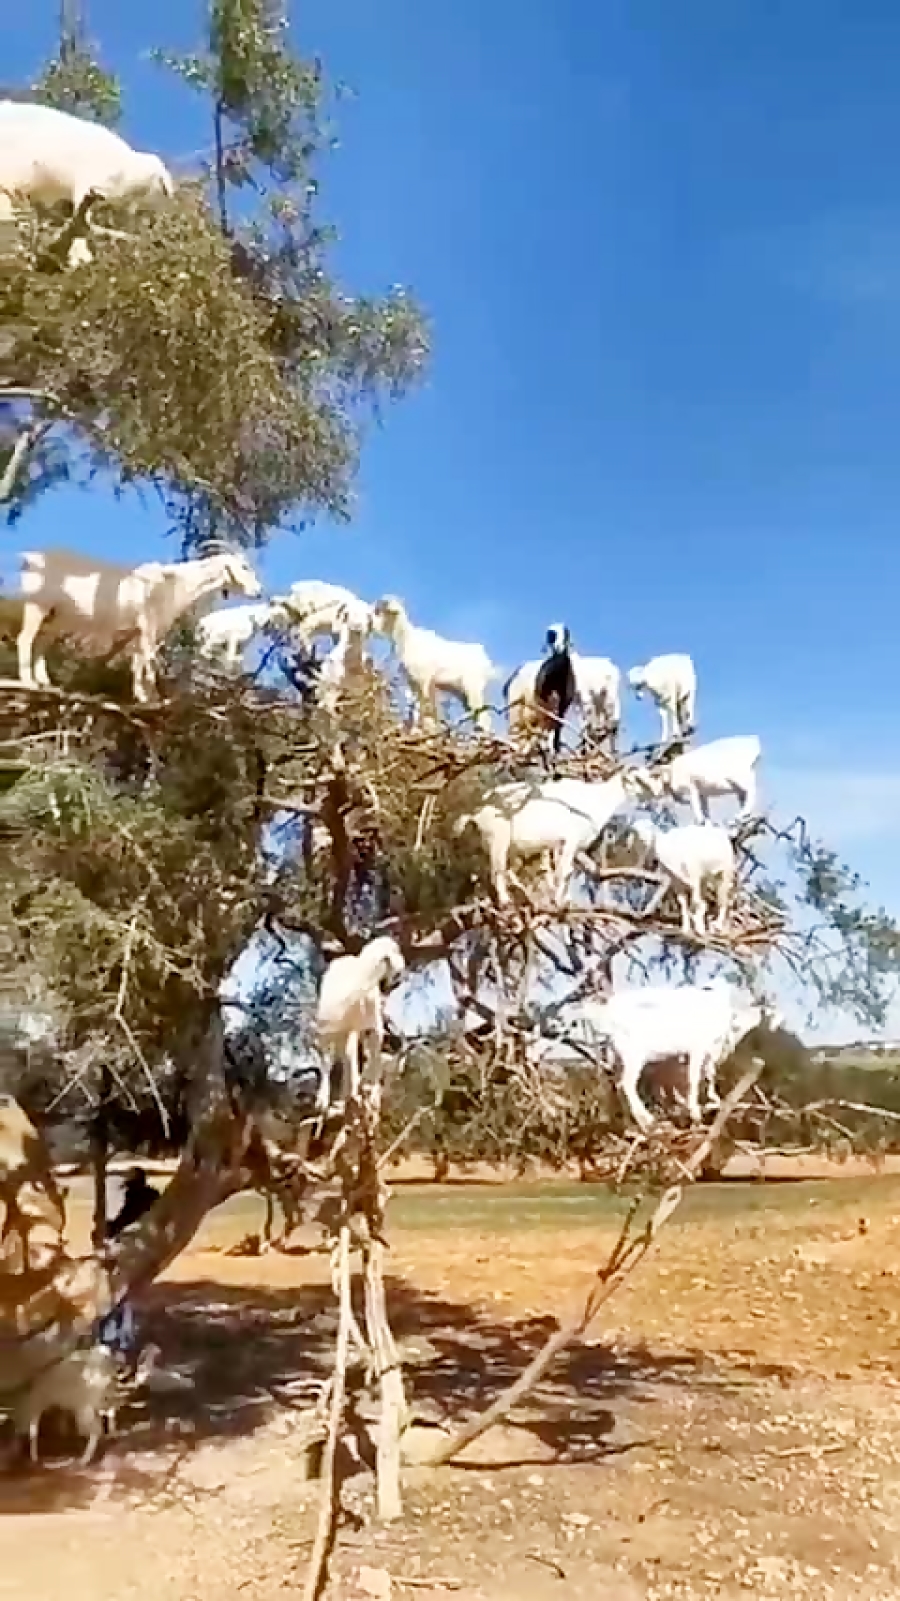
279,579,373,644
16,545,262,702
454,771,637,907
628,654,697,743
11,1344,119,1465
315,935,406,1105
194,601,274,668
632,735,761,823
0,100,174,269
10,1340,163,1465
563,982,776,1131
375,595,496,732
576,655,622,741
315,624,355,713
631,818,736,935
505,652,621,743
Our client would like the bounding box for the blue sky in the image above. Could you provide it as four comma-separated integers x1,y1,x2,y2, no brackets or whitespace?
7,1,900,1039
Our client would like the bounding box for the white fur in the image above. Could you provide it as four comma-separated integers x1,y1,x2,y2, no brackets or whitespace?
195,601,274,668
631,735,761,823
316,624,354,712
315,935,406,1104
16,545,262,702
454,772,636,907
628,653,697,742
375,595,496,732
0,101,173,268
561,981,778,1131
278,580,373,644
12,1343,119,1466
631,818,736,935
505,652,621,739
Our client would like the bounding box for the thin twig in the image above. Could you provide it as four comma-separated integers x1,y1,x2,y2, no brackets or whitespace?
377,1094,443,1171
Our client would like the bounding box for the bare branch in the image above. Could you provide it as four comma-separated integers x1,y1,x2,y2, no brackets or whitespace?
423,1061,763,1467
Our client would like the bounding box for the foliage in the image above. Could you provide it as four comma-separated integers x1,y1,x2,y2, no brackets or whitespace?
33,1,122,127
1,0,428,540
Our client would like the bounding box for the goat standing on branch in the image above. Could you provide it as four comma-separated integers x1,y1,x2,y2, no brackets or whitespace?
374,595,496,732
279,579,374,644
574,653,622,748
315,936,407,1108
0,99,174,269
631,817,736,935
632,735,762,823
529,623,577,757
628,653,697,743
560,981,779,1131
15,545,262,702
505,643,621,751
194,600,275,670
455,769,640,908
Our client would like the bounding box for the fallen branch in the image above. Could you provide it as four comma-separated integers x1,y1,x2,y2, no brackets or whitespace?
423,1061,762,1467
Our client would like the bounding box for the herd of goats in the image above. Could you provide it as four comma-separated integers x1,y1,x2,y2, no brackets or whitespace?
5,538,776,1143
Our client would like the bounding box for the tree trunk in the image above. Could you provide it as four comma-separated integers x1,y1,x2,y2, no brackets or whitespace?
1,1009,253,1397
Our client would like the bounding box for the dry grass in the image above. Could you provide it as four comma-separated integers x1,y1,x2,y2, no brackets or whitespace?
3,1165,900,1600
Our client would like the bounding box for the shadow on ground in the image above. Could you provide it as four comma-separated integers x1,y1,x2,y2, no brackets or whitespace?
0,1271,794,1515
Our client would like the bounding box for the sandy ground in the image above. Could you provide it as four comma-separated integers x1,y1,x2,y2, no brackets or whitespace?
4,1161,900,1599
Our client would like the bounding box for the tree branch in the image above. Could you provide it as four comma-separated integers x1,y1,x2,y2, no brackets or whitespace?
422,1061,763,1467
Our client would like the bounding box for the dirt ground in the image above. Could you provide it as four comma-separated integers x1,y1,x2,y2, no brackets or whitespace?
4,1161,900,1600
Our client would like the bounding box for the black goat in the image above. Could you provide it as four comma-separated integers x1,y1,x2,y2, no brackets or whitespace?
533,623,576,758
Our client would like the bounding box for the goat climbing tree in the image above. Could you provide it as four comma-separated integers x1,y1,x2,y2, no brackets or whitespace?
4,7,900,1598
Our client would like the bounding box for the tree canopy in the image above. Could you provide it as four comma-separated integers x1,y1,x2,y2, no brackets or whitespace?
0,0,428,543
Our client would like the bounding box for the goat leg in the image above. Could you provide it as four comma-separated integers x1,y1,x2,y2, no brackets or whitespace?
77,1411,102,1466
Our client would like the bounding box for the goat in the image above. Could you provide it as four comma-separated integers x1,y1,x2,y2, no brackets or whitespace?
628,653,697,743
374,595,496,732
505,649,621,748
315,935,406,1106
561,981,778,1131
316,623,355,713
16,545,262,702
631,735,761,823
533,623,577,756
194,600,274,669
16,1342,189,1464
454,770,638,907
631,817,736,935
0,100,174,269
574,654,622,745
279,579,373,644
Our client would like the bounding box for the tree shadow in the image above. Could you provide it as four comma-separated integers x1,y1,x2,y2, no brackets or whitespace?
0,1273,795,1513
